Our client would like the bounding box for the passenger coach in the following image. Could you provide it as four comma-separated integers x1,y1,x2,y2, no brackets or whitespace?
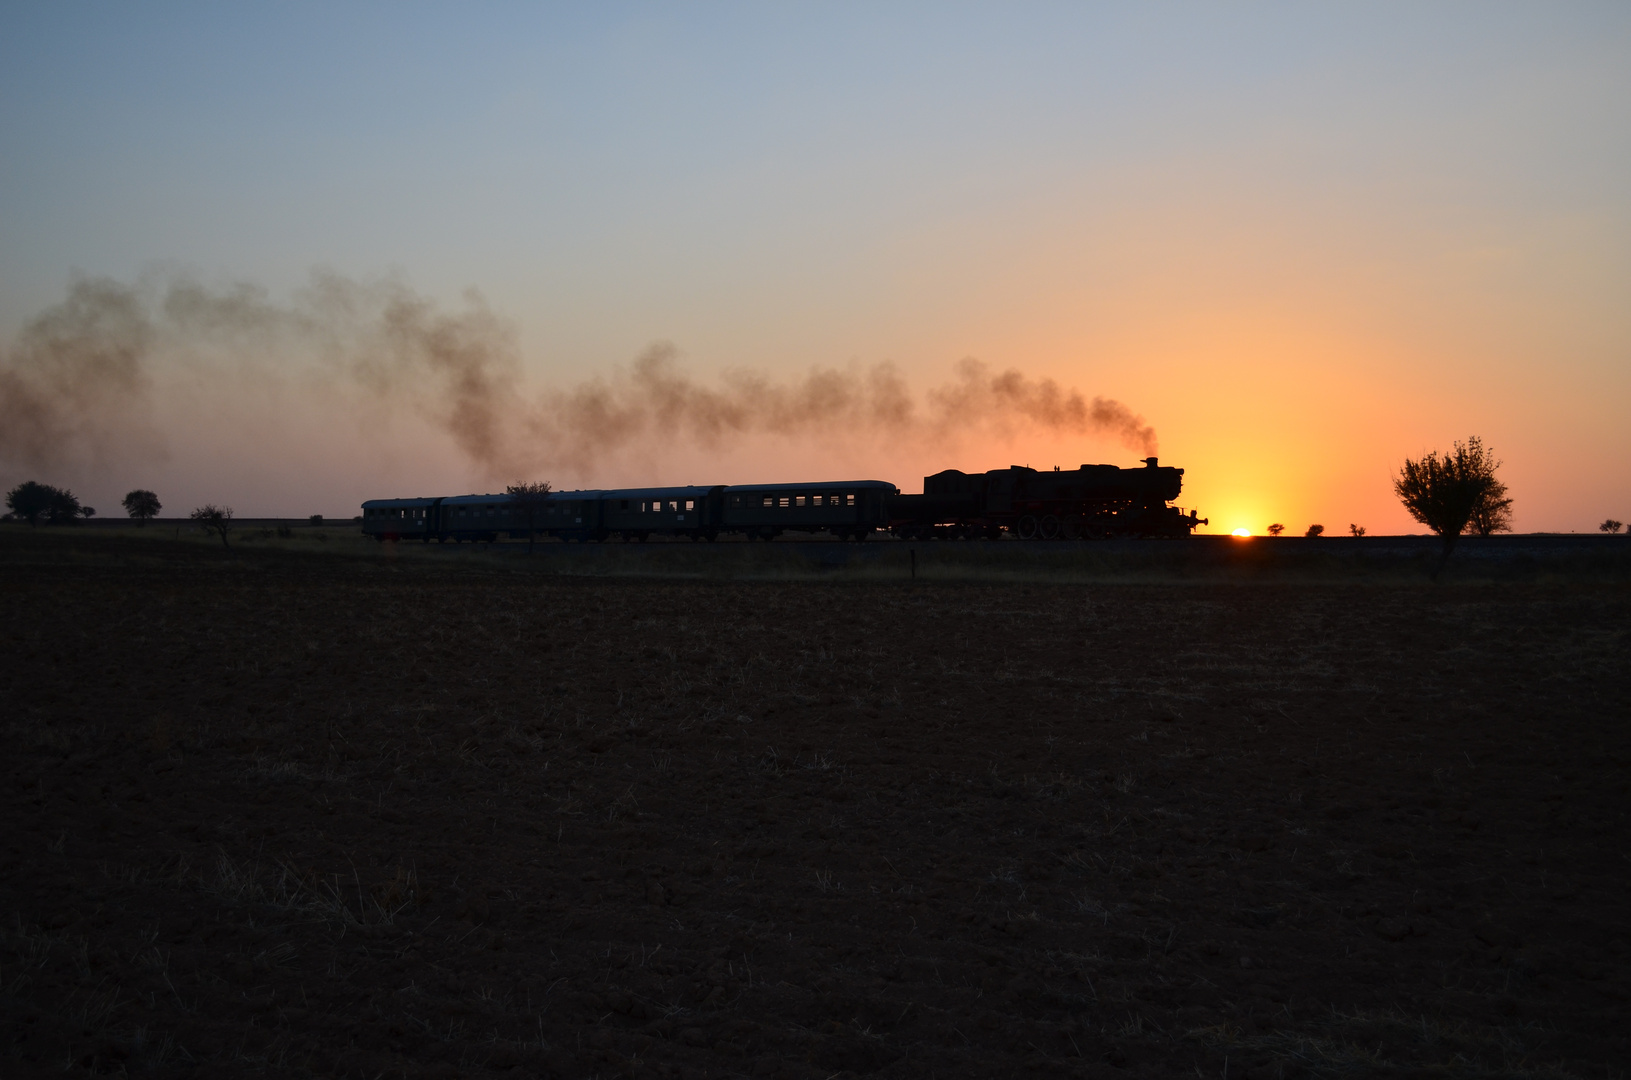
360,480,897,543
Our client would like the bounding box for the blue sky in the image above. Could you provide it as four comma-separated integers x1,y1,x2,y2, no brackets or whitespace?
3,3,1628,525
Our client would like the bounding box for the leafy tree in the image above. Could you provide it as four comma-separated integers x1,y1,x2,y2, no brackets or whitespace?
1602,519,1624,534
506,480,554,553
1468,468,1514,536
1265,523,1285,537
5,483,93,525
1305,524,1324,538
6,481,65,526
46,487,83,524
190,504,234,548
1349,524,1366,537
1394,436,1507,561
123,489,162,526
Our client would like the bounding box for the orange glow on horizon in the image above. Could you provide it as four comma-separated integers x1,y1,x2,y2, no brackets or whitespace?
1231,528,1252,538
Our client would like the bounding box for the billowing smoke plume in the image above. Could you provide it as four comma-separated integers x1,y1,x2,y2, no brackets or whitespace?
527,346,1157,472
1,272,1157,484
1,273,523,476
0,278,162,472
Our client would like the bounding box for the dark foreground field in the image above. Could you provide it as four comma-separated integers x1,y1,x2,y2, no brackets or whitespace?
2,531,1628,1079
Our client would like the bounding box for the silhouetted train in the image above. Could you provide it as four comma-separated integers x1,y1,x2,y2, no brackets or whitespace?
360,458,1205,543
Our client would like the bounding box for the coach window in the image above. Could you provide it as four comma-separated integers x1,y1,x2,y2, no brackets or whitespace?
846,494,855,506
778,496,790,508
795,496,806,507
685,500,695,511
730,496,741,507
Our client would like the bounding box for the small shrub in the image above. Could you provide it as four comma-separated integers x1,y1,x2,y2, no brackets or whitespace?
1349,524,1366,537
190,504,235,548
1305,524,1324,538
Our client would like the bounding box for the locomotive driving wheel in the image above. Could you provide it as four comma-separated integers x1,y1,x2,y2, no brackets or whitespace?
1039,514,1061,540
1016,515,1039,540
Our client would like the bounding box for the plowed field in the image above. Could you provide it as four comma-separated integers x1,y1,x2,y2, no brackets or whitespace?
3,531,1628,1078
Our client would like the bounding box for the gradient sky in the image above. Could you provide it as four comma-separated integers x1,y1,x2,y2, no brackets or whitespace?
3,2,1628,531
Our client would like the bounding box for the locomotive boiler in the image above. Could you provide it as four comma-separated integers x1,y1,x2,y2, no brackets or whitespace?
888,458,1206,540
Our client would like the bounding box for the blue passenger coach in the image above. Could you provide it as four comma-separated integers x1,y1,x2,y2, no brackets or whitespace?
721,480,896,541
361,479,898,543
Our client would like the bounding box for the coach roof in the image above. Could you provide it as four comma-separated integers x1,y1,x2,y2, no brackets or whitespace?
724,480,896,494
361,497,441,509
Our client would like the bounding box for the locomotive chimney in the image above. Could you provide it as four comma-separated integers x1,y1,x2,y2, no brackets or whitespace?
1144,457,1159,467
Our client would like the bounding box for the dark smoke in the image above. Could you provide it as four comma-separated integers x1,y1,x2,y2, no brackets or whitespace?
0,277,161,472
526,348,1157,471
1,273,523,476
1,273,1158,481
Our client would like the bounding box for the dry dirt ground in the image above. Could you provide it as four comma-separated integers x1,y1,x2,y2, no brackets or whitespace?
2,531,1628,1079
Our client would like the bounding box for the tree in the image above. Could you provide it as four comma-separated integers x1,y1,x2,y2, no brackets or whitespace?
1305,524,1325,537
1265,523,1285,537
506,480,554,553
1602,519,1624,534
6,481,60,525
1394,436,1507,561
1468,472,1514,536
1349,524,1366,537
190,504,234,548
123,489,162,526
79,506,96,519
45,487,83,524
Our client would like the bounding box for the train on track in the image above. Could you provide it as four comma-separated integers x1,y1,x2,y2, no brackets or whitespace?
361,458,1206,543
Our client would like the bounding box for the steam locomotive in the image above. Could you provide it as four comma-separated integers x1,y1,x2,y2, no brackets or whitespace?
360,458,1205,543
891,458,1206,540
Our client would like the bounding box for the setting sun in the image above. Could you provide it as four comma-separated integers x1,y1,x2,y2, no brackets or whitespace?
1231,528,1252,538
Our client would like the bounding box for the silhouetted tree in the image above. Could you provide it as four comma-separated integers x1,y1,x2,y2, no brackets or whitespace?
1468,461,1514,535
123,489,162,526
45,488,83,524
1349,524,1366,537
1305,524,1324,537
5,481,58,525
1602,519,1624,534
190,504,234,548
1265,523,1285,537
506,480,554,553
1394,436,1507,563
79,506,95,519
